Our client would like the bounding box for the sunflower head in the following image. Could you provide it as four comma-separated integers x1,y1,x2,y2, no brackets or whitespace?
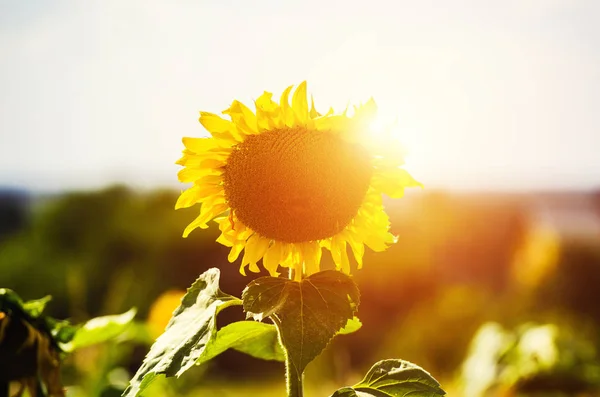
176,82,420,279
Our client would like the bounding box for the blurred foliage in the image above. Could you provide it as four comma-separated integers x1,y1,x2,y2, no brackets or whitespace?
0,288,66,396
460,322,600,396
0,289,140,396
1,186,600,396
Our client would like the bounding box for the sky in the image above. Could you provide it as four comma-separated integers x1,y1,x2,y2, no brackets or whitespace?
0,0,599,192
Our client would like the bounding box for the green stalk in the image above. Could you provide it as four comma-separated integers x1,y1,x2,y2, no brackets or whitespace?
285,357,303,397
282,265,304,396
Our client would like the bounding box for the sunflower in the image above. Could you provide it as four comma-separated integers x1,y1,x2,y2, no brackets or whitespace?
176,82,420,279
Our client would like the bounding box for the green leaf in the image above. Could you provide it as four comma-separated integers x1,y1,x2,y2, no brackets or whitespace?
0,288,78,345
22,295,52,317
49,319,78,345
123,268,242,397
338,317,362,335
331,359,446,397
330,387,364,397
199,321,285,364
66,308,137,351
242,270,360,378
0,288,27,315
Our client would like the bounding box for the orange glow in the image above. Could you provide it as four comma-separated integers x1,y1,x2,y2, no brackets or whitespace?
147,290,186,338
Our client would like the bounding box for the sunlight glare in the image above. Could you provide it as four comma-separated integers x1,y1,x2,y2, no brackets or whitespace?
366,113,417,166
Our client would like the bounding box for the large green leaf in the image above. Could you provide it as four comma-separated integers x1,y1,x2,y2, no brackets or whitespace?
331,359,446,397
200,321,285,364
123,268,241,397
65,308,137,351
242,270,360,378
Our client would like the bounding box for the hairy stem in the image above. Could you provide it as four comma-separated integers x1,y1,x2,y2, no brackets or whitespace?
272,314,304,397
285,356,303,397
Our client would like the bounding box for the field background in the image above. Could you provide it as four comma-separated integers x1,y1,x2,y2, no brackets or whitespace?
2,186,600,396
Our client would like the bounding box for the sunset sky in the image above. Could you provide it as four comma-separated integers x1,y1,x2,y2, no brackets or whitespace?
1,0,599,192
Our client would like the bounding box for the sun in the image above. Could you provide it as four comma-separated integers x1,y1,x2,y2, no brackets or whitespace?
364,111,422,180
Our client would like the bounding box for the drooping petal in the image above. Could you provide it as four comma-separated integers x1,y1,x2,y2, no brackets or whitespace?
346,232,365,269
240,235,270,274
301,241,322,276
263,242,283,276
231,241,247,271
175,186,200,209
183,203,228,237
175,185,222,208
331,235,350,274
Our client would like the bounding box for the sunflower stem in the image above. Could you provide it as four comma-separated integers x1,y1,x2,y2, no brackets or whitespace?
285,356,304,397
273,314,304,397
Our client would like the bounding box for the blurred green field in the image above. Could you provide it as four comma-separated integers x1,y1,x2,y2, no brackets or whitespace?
2,186,600,396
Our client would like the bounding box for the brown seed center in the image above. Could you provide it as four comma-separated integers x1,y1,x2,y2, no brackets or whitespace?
222,127,372,243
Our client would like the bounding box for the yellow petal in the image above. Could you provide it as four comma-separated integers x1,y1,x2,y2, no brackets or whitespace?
331,235,350,274
313,114,348,134
291,81,308,125
256,91,277,111
176,150,229,167
354,98,378,121
229,240,247,263
203,194,226,208
199,112,241,144
372,168,422,198
361,210,395,251
346,233,365,269
223,100,259,135
279,85,294,127
177,167,220,183
301,241,321,276
194,174,223,186
255,91,283,130
263,242,283,277
175,184,222,209
182,137,219,153
278,243,295,269
175,186,201,209
364,232,395,252
182,203,228,237
216,233,234,247
241,235,270,274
